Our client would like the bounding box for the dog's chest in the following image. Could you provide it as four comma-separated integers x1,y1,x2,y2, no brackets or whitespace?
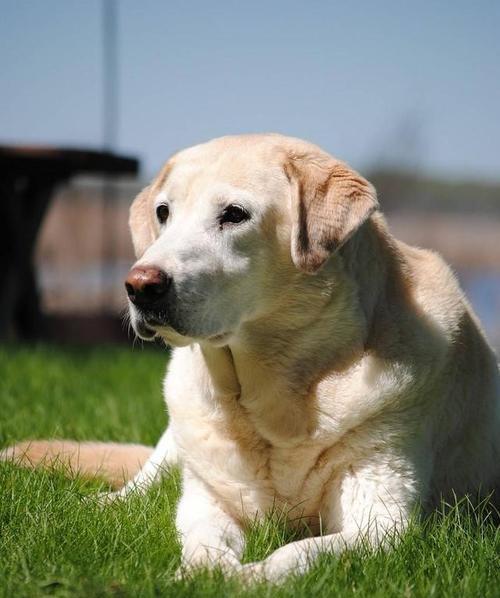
172,392,337,527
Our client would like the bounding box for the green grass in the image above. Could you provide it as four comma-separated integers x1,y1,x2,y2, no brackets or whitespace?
1,344,499,597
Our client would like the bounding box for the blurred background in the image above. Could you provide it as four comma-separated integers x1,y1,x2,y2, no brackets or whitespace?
1,0,499,350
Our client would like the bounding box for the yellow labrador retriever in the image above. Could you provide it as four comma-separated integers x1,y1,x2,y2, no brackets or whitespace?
4,134,500,582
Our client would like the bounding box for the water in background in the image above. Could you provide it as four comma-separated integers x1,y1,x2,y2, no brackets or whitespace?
460,271,500,354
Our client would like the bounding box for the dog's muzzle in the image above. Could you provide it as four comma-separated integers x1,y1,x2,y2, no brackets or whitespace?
125,266,173,338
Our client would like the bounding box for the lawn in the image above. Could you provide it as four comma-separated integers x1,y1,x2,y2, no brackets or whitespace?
0,344,499,597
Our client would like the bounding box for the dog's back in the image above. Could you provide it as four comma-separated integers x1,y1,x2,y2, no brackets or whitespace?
396,240,500,504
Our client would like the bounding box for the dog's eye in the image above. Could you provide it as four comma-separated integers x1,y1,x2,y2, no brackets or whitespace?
219,204,250,226
156,204,169,224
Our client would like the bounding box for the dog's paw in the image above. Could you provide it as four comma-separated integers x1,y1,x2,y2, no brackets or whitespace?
175,550,242,580
239,560,268,584
240,543,310,584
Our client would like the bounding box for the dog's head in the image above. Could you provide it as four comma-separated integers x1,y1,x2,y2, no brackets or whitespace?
126,134,378,346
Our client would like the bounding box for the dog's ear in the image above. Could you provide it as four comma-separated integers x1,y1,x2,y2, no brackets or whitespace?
129,185,156,258
285,153,379,273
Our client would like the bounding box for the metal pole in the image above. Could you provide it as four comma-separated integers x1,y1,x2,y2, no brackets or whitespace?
101,0,119,313
102,0,118,150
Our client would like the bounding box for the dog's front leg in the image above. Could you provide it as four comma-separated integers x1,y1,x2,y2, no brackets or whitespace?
176,467,245,575
241,453,424,583
98,427,178,502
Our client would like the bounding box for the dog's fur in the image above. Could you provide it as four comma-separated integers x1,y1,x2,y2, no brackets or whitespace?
3,134,499,582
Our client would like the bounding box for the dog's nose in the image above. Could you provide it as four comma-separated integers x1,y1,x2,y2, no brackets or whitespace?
125,266,171,307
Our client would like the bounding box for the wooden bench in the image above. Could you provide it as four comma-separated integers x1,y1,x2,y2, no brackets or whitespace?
0,146,139,339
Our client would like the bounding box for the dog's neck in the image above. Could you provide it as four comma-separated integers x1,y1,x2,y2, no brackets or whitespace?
198,215,397,445
195,230,386,444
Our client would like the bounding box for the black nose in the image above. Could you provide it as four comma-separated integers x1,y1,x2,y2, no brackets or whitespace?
125,266,171,307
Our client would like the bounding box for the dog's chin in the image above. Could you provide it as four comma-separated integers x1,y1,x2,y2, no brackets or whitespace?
156,328,233,348
130,317,187,346
131,310,233,348
133,318,158,341
156,327,193,347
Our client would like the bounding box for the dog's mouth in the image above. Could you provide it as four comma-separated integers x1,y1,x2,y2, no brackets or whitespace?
131,309,170,341
132,308,193,346
134,317,157,340
133,310,232,347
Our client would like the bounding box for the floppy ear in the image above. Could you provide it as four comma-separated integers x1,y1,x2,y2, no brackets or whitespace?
129,185,156,258
285,153,379,273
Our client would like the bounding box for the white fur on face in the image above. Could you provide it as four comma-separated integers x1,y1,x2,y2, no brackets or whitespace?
129,180,284,344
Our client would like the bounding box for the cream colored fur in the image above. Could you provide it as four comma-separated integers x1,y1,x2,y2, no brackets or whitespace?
3,134,499,583
0,440,152,489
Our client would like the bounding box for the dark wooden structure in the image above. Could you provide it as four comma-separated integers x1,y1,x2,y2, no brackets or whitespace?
0,146,139,340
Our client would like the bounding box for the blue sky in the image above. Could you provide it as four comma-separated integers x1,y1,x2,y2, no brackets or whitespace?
1,1,499,181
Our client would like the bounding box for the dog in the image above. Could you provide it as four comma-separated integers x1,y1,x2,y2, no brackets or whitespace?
3,134,499,582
